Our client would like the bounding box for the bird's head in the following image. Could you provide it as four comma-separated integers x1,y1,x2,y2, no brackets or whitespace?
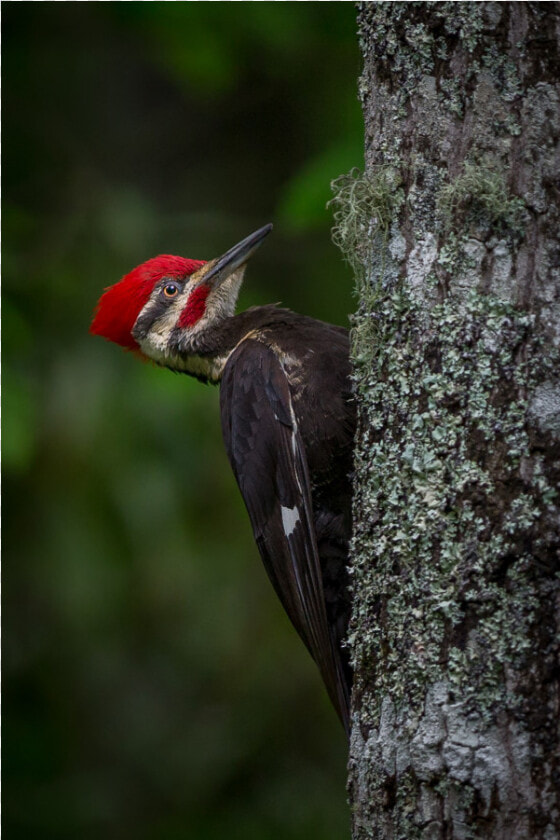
90,224,272,374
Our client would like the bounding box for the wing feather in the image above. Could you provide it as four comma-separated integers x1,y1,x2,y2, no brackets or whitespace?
220,339,349,731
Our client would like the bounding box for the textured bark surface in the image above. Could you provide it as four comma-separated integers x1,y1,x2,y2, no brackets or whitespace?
344,4,560,838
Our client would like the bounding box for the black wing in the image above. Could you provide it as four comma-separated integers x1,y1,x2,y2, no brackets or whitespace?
220,338,350,733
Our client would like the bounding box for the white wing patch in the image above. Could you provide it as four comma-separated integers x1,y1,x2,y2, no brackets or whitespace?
281,505,300,538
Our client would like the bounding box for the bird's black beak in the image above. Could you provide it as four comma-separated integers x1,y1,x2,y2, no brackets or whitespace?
203,224,273,289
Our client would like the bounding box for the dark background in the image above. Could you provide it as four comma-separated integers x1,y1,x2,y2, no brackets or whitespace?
3,4,362,838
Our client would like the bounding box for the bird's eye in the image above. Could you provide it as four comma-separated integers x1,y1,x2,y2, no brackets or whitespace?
163,283,179,298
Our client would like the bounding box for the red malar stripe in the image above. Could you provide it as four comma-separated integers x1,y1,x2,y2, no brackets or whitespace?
178,285,211,328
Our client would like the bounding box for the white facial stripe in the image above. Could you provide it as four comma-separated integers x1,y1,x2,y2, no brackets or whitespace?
190,269,245,328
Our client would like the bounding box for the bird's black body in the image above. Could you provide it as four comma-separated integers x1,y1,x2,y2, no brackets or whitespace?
217,308,355,732
92,225,355,733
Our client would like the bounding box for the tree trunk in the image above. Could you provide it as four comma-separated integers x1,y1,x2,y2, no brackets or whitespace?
334,3,560,838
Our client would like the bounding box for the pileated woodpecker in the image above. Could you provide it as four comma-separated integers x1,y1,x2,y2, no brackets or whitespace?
91,225,354,733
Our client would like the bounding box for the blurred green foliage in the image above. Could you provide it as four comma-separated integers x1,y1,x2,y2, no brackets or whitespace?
3,4,362,839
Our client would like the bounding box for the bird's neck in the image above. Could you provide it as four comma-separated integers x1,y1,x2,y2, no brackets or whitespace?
169,305,295,384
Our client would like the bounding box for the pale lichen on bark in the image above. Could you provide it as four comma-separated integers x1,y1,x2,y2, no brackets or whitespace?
337,3,560,838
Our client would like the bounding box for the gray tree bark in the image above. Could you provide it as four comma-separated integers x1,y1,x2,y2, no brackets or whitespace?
333,4,560,838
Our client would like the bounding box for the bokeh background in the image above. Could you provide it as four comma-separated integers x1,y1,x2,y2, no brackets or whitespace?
3,4,363,839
